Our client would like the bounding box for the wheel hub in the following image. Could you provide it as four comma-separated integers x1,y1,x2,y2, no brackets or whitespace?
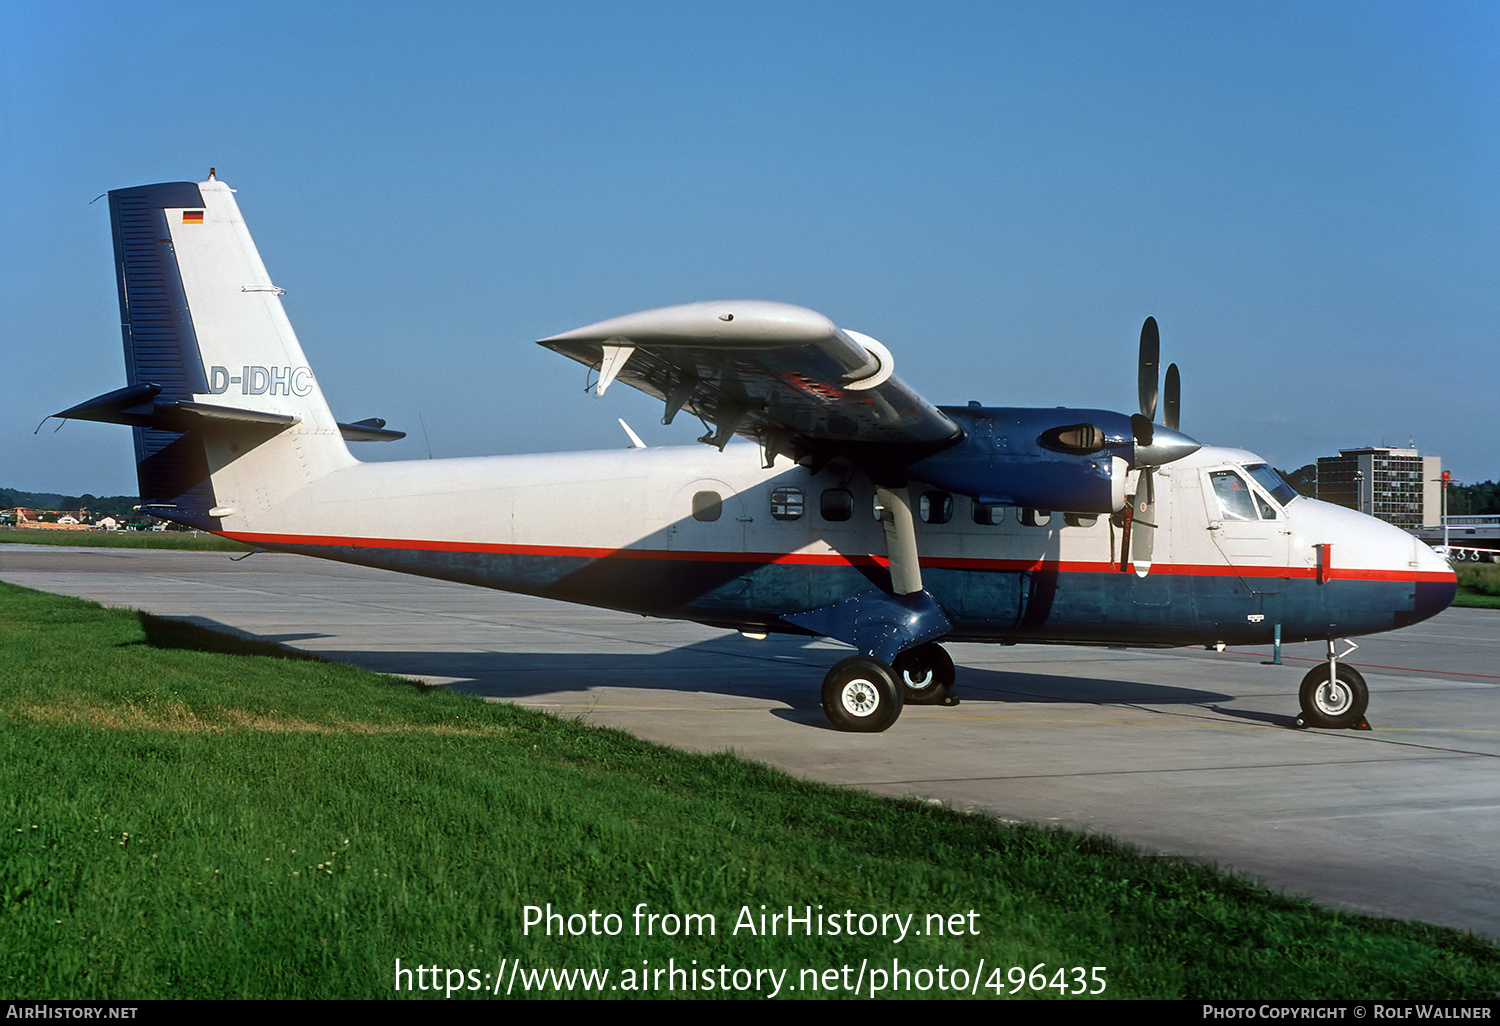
1316,681,1351,716
841,679,879,717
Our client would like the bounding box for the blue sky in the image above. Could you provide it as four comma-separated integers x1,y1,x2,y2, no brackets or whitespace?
5,1,1497,495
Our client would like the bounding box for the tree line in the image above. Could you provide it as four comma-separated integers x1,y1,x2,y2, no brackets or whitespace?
1,488,144,519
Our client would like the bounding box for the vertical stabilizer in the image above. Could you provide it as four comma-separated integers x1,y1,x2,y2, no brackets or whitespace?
106,175,354,528
110,181,215,520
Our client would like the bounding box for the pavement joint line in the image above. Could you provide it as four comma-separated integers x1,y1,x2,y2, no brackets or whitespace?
1295,730,1500,760
866,754,1482,786
1275,803,1500,823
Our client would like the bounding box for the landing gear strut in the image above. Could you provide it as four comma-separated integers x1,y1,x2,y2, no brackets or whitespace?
893,642,958,706
1296,639,1370,730
798,485,956,732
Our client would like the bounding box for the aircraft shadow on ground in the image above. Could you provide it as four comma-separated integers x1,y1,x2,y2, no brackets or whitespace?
162,614,1270,721
133,611,332,662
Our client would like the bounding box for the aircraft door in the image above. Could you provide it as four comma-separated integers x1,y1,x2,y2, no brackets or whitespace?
1201,468,1291,592
664,478,759,612
667,479,747,553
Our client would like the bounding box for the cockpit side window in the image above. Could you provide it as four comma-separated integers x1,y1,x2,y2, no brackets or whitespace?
1209,470,1259,520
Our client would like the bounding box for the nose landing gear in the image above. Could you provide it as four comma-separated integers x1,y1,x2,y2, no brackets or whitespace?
1295,639,1370,730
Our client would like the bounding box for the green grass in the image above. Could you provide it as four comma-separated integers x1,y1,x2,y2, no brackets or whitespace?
0,527,250,551
1454,562,1500,609
2,581,1497,1000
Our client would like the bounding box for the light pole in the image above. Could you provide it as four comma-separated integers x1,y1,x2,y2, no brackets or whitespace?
1437,470,1453,554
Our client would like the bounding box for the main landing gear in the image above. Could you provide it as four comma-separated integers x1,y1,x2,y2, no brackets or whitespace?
822,656,903,733
1295,639,1370,730
893,642,958,706
802,486,957,733
821,643,958,733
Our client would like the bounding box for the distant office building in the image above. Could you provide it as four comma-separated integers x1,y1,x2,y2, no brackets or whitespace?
1316,447,1441,529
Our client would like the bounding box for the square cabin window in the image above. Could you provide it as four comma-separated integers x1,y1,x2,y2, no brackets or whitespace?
971,501,1006,526
692,490,722,522
770,486,804,521
920,490,953,525
821,488,853,522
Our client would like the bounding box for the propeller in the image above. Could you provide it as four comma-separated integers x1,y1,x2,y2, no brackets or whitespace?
1163,362,1180,432
1138,316,1159,426
1121,319,1199,576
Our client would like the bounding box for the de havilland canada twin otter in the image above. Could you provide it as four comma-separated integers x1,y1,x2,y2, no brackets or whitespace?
59,174,1456,733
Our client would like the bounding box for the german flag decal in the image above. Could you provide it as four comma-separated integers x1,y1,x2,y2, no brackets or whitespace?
183,210,204,224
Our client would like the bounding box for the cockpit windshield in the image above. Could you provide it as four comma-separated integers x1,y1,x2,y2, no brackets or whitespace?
1243,463,1299,506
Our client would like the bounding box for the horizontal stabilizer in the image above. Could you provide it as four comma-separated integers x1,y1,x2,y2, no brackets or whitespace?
58,389,402,441
53,383,162,423
338,418,406,442
56,386,297,432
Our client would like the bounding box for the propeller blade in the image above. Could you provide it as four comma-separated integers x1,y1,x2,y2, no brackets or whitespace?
1164,362,1180,432
1138,317,1160,422
1131,468,1156,574
1130,412,1154,448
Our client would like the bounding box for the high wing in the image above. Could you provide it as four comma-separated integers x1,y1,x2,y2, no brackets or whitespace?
539,301,962,466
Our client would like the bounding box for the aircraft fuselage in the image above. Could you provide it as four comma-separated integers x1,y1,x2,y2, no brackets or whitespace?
221,441,1454,650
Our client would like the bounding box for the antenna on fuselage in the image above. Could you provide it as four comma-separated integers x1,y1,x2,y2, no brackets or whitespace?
418,411,434,459
617,419,647,448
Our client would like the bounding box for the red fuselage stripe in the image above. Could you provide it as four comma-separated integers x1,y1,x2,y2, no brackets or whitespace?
223,531,1455,584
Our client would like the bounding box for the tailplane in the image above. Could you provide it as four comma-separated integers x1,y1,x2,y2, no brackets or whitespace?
58,173,396,529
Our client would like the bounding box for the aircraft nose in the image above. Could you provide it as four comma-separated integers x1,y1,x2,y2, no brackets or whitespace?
1411,534,1458,621
1290,498,1457,630
1413,534,1454,575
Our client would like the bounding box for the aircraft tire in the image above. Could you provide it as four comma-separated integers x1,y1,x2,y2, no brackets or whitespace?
1298,664,1369,729
822,656,903,732
893,643,956,705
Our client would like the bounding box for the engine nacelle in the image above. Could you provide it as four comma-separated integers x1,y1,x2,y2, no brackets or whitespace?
906,406,1136,514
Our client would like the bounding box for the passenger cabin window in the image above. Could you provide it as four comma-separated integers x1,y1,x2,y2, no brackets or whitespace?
1019,508,1052,527
692,490,722,522
770,486,804,521
972,501,1006,526
920,490,953,525
1209,471,1276,520
1064,513,1097,528
821,488,853,522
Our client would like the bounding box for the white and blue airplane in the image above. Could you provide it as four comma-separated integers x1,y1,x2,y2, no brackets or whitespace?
57,174,1456,732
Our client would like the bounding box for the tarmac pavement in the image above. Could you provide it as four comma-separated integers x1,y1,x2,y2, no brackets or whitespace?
4,544,1497,939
